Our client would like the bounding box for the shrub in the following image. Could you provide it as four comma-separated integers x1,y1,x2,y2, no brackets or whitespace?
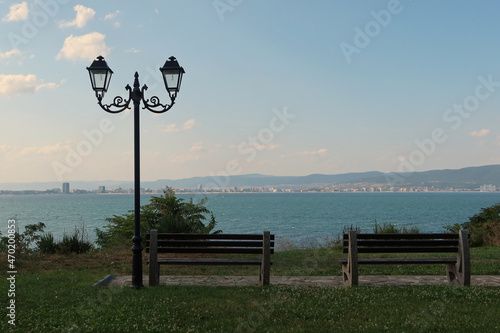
482,222,500,246
372,220,420,234
38,233,59,254
445,203,500,247
97,187,220,248
0,222,46,256
1,222,93,255
325,233,343,249
443,223,461,233
58,225,93,254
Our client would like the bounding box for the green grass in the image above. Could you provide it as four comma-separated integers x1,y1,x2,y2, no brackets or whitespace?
1,246,500,332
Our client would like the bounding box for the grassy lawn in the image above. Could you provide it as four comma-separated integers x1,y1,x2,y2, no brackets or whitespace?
1,246,500,332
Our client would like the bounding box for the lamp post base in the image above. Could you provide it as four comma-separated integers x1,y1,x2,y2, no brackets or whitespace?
131,236,144,289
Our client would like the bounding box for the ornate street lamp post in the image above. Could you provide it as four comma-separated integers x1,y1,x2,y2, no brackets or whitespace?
87,55,185,288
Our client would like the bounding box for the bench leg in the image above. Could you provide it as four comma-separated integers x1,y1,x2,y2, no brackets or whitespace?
343,230,358,287
260,231,271,286
260,264,270,286
341,263,349,285
149,230,159,287
446,263,458,284
149,262,159,287
447,230,471,286
342,261,358,287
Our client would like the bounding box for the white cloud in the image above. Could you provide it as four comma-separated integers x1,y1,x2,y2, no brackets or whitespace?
280,148,327,159
35,82,59,91
59,5,95,28
124,48,140,54
0,74,58,97
0,142,67,163
56,32,109,61
0,144,16,153
267,143,280,150
0,49,34,65
3,2,28,22
170,154,200,163
470,129,490,137
104,10,122,28
230,142,279,152
169,141,222,164
18,143,66,156
0,49,22,60
190,141,205,152
104,10,121,20
183,119,196,130
161,119,197,132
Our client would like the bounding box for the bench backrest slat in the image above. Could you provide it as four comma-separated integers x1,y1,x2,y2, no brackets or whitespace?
146,232,275,255
342,232,460,254
343,239,458,247
343,233,458,240
146,233,275,241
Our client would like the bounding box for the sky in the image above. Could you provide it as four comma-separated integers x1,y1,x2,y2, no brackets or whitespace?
2,0,500,184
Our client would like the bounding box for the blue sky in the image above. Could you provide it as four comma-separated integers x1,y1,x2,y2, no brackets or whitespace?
1,0,500,183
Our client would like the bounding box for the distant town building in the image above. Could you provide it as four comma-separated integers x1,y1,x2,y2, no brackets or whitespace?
480,184,496,192
98,186,106,193
62,183,70,194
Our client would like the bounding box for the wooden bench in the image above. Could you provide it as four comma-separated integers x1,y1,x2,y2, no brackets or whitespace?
146,230,274,287
339,230,470,287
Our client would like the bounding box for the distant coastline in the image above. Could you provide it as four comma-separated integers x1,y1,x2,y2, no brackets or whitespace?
2,164,500,194
0,187,497,196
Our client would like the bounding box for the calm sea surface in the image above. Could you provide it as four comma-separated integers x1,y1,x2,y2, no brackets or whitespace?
2,192,500,246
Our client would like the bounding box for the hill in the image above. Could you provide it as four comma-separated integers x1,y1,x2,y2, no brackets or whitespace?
1,165,499,191
359,165,500,189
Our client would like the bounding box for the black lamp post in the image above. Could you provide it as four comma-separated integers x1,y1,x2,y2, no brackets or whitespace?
87,55,185,289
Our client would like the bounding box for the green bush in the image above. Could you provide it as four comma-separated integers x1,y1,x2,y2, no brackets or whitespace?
0,222,46,255
445,203,500,247
58,225,93,254
0,222,93,255
38,233,59,254
372,220,420,234
96,187,220,248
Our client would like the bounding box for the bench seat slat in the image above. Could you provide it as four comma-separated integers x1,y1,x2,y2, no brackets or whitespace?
344,240,459,247
343,233,459,240
157,258,263,265
154,247,274,254
358,247,459,253
345,246,459,254
152,240,274,248
339,258,457,265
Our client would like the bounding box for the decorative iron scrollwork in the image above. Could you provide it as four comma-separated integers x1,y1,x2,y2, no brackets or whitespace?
97,85,132,114
141,85,175,114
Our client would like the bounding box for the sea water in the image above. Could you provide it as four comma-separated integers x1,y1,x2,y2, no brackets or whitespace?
1,192,500,246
